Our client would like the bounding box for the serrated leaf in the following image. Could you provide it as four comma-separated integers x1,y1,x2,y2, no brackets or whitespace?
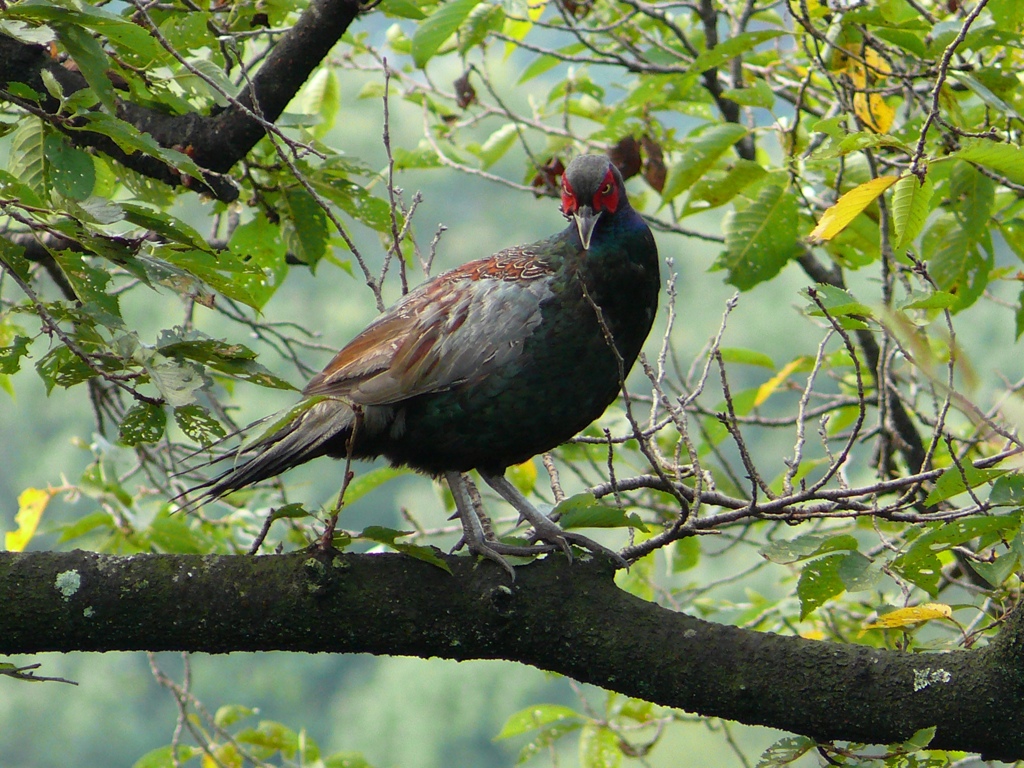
891,173,934,249
797,553,845,618
954,139,1024,186
496,704,583,740
864,603,952,629
898,290,959,310
809,175,899,242
5,488,52,552
715,184,803,290
119,401,167,446
9,118,47,195
411,0,480,67
990,474,1024,507
661,123,749,203
923,464,1006,506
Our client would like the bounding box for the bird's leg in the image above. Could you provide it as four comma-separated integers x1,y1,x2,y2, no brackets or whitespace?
479,471,629,569
444,471,517,580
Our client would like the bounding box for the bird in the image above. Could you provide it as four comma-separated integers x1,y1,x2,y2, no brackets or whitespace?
182,154,660,576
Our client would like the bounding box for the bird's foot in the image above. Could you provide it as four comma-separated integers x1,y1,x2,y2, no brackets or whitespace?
523,515,630,569
480,471,629,570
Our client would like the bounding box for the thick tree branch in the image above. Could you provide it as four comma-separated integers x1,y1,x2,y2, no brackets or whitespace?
0,0,364,200
2,549,1022,761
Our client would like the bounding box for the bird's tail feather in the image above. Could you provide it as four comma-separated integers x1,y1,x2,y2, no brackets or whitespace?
178,398,355,510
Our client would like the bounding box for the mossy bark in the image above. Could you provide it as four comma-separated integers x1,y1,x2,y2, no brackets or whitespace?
1,549,1021,760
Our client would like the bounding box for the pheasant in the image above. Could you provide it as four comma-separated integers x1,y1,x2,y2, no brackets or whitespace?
184,154,660,576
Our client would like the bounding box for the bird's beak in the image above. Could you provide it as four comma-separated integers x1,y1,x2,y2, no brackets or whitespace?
573,206,601,250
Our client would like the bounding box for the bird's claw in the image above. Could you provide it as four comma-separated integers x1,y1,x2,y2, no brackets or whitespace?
527,524,629,569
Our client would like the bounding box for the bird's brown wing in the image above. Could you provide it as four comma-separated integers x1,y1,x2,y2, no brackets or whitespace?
302,250,556,405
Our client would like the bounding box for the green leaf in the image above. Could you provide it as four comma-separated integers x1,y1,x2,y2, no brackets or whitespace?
897,514,1021,571
54,23,117,113
661,123,748,204
359,527,451,573
132,745,199,768
685,159,767,212
718,347,775,369
119,401,167,446
689,30,785,75
891,173,934,250
411,0,480,68
53,250,121,322
756,735,816,767
9,118,47,195
721,79,775,109
496,704,583,740
669,536,700,572
555,492,647,531
714,183,803,290
341,466,408,505
282,187,329,269
302,68,340,139
797,553,845,618
761,533,859,564
0,336,32,374
837,551,883,592
923,464,1006,506
990,474,1024,507
35,346,95,392
44,134,96,200
579,723,621,768
922,215,991,311
380,0,427,18
954,138,1024,186
214,704,256,728
173,405,227,445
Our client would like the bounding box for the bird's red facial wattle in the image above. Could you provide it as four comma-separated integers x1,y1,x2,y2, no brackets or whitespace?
560,167,621,216
561,166,620,250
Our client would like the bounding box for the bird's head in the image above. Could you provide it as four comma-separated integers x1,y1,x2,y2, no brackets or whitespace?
560,154,627,250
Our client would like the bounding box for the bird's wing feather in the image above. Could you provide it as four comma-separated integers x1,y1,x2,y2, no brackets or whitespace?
303,249,557,405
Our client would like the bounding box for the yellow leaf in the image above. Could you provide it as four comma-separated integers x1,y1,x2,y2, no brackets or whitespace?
507,458,538,495
504,0,547,57
855,91,895,133
866,48,892,76
5,487,52,552
864,603,952,629
809,175,900,242
754,357,810,407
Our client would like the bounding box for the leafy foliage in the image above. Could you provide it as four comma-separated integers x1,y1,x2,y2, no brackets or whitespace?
3,0,1024,764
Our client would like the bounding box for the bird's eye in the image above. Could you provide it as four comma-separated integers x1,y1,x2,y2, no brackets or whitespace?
601,183,612,194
